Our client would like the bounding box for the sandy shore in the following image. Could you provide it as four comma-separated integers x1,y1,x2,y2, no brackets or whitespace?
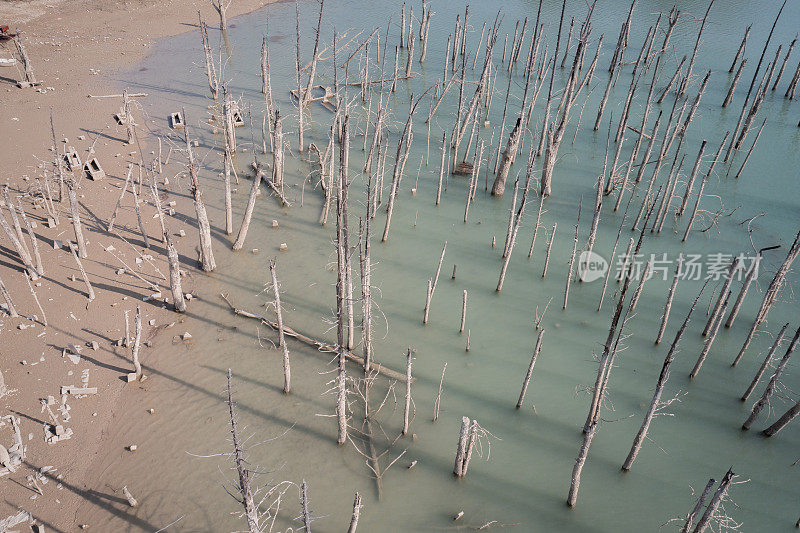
0,0,276,530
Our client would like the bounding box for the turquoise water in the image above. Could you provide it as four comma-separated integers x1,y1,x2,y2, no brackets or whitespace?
104,0,800,530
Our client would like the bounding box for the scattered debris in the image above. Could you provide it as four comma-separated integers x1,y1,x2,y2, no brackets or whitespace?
83,158,106,181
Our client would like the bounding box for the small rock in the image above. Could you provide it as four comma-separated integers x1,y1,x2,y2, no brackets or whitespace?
251,249,259,254
272,220,279,228
280,243,288,251
182,332,192,340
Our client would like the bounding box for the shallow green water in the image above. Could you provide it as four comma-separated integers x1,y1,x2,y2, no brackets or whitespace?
112,0,800,530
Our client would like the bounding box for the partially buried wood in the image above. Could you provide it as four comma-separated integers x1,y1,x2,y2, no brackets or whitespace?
122,486,138,507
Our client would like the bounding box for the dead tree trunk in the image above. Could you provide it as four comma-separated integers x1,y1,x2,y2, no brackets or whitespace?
563,200,581,309
491,118,521,196
729,25,751,73
270,260,291,394
68,182,87,259
733,228,800,366
542,223,556,278
680,478,717,533
423,242,447,323
221,88,234,235
742,324,800,429
763,398,800,437
655,255,684,344
517,328,545,409
623,287,703,470
361,178,374,373
723,58,748,107
132,306,143,380
679,0,714,96
165,234,186,313
232,165,264,251
183,112,216,271
498,152,535,292
725,1,787,162
689,292,729,379
348,492,362,533
541,4,592,197
726,252,762,328
693,469,735,533
0,273,18,317
682,132,729,242
335,114,350,446
742,323,789,402
402,348,413,435
382,100,415,242
0,210,36,280
703,258,739,336
225,369,260,533
199,16,218,101
70,242,95,302
13,35,36,85
453,417,479,478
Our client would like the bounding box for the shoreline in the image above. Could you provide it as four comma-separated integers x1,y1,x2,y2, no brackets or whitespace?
0,0,277,529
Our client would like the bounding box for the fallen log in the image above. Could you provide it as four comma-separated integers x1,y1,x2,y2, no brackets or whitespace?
220,293,409,382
